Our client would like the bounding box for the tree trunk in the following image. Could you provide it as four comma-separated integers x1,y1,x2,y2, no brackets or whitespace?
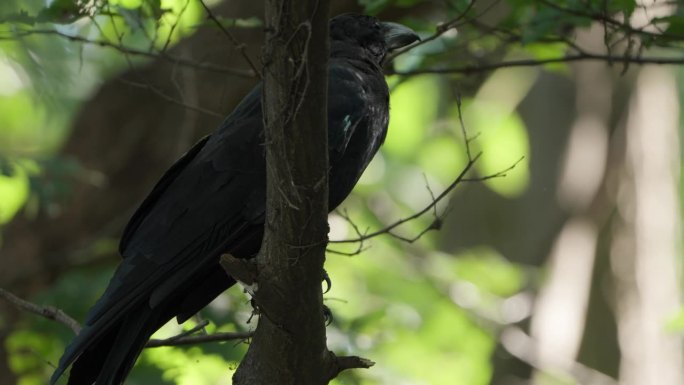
232,1,332,383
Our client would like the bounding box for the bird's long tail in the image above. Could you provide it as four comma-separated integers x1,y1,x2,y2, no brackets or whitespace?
53,305,166,385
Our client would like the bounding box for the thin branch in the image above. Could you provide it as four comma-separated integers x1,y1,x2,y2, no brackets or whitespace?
326,209,372,255
455,94,474,162
0,288,81,334
330,94,522,247
0,287,251,348
537,0,684,42
390,52,684,76
197,0,262,79
146,330,253,348
329,152,481,245
326,353,375,380
386,0,478,62
161,0,192,52
0,29,254,78
461,156,525,182
117,78,223,118
151,319,210,344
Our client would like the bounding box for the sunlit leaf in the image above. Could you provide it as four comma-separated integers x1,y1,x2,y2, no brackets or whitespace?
417,135,467,184
142,346,238,385
7,327,62,382
666,307,684,333
18,374,44,385
524,42,570,73
385,76,439,159
153,0,203,48
378,301,493,385
0,161,29,223
452,247,525,296
464,100,530,197
111,0,145,9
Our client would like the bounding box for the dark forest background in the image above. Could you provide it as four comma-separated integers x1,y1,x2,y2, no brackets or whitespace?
1,0,683,384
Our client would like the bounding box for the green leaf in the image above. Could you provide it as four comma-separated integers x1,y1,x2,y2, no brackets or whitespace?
358,0,391,15
663,17,684,40
417,135,468,185
465,100,530,197
605,0,637,16
524,42,570,73
0,9,36,25
115,0,144,9
144,0,163,19
666,307,684,333
0,156,13,176
385,76,439,159
36,0,84,24
0,160,29,224
518,4,590,45
452,247,525,296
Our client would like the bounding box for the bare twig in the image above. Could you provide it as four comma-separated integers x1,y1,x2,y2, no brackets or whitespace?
326,353,375,380
161,0,192,52
0,287,251,348
152,319,210,343
0,29,254,77
197,0,262,79
326,209,372,255
329,152,482,245
537,0,684,42
461,156,525,182
455,94,474,162
386,0,476,62
117,78,223,117
390,52,684,76
0,288,81,334
146,330,253,348
388,0,512,63
330,92,523,248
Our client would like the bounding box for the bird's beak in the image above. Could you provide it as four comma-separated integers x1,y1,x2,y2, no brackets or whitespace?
381,22,420,51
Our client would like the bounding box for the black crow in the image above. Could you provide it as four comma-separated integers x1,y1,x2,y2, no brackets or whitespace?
51,13,419,385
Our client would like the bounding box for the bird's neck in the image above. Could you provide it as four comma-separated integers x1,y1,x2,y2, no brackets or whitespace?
330,42,383,73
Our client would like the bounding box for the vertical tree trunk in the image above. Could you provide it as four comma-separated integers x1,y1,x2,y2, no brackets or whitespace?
232,1,332,383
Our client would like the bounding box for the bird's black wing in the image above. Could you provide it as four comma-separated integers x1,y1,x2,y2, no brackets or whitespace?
118,134,210,256
50,85,267,385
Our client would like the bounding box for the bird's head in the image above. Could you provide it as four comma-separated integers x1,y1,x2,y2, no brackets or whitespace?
330,14,420,65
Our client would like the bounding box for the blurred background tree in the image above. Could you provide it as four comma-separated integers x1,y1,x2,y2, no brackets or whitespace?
1,0,683,384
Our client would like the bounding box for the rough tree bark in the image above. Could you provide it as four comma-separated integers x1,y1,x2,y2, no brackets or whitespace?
232,0,333,383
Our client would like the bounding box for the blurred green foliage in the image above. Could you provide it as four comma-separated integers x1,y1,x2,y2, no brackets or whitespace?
2,0,684,384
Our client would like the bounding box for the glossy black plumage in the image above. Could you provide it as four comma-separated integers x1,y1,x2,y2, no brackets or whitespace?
51,14,418,385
